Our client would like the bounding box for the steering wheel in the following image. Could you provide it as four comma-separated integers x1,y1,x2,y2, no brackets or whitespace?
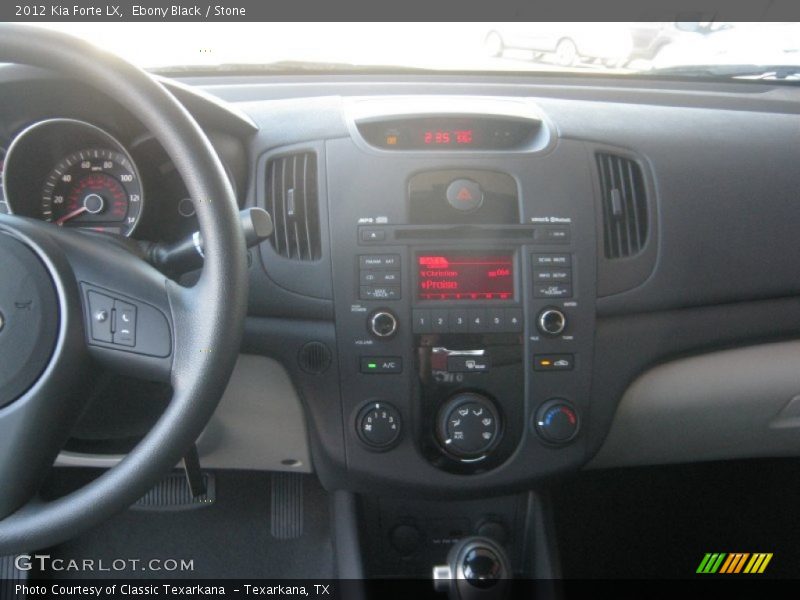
0,25,248,553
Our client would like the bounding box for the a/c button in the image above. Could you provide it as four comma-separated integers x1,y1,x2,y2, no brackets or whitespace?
361,357,403,374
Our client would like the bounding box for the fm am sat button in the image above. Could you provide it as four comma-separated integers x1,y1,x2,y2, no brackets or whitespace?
446,179,484,212
534,354,574,371
360,357,403,374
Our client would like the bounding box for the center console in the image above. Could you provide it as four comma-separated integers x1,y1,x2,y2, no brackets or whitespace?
324,98,598,493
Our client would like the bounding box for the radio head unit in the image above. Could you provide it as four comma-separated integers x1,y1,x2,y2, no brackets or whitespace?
416,250,515,302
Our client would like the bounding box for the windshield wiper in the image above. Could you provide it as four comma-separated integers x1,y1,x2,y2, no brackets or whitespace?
642,64,800,81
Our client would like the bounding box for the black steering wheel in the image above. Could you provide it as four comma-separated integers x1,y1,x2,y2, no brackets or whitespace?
0,25,248,553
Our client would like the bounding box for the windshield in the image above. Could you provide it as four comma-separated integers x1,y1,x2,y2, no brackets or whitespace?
29,22,800,78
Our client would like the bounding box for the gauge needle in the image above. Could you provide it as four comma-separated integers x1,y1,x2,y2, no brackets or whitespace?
55,206,87,226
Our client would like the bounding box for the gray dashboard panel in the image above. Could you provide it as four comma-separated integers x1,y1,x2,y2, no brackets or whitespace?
57,354,312,472
590,340,800,468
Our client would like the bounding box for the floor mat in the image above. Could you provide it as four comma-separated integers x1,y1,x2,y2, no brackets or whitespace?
550,458,800,579
31,469,333,580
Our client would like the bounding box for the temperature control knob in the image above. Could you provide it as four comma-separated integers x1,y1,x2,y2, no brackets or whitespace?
436,393,501,459
537,307,566,336
357,401,402,450
535,399,579,444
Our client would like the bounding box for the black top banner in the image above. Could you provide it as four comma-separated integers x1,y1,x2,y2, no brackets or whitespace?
2,0,800,22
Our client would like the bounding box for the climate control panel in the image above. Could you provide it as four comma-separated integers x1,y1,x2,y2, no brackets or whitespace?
326,153,597,490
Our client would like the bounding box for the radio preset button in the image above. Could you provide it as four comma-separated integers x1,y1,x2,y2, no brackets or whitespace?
448,310,469,332
486,308,505,331
431,310,449,333
467,309,488,333
412,309,432,333
504,308,523,332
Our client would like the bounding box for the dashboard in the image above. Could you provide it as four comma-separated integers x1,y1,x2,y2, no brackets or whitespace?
4,64,800,498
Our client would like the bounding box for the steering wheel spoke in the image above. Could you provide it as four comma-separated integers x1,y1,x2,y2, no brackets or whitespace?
0,24,247,554
48,227,176,384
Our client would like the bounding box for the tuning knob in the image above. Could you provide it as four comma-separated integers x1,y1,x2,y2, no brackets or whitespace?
537,307,566,336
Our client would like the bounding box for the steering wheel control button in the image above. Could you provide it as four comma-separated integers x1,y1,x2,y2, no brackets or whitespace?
113,299,137,347
437,393,501,459
446,179,484,212
87,290,114,342
537,307,567,336
357,401,402,450
360,356,403,374
0,234,60,409
369,309,398,338
534,354,575,371
535,400,579,444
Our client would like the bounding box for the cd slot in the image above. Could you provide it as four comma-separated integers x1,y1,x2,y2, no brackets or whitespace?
392,225,536,241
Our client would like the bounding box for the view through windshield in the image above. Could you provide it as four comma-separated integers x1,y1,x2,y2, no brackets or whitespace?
30,22,800,77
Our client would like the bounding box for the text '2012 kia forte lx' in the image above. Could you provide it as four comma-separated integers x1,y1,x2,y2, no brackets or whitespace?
1,20,800,596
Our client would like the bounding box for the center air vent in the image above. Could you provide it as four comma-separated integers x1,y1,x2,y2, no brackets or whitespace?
265,152,321,261
596,153,648,259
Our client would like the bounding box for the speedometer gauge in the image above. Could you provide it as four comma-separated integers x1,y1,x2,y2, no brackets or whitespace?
42,148,143,236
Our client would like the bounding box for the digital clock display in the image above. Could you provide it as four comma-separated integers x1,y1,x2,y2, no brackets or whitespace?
423,129,474,146
357,115,540,151
417,252,514,301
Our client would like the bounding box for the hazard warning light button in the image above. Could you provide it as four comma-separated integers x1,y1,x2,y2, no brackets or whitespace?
445,178,484,212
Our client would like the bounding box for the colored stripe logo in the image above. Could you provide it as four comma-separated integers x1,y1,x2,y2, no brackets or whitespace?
697,553,773,574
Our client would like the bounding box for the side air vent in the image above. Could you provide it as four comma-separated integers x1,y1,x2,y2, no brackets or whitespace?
596,153,648,259
266,152,321,261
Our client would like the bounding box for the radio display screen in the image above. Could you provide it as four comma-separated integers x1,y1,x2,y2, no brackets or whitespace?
417,252,514,301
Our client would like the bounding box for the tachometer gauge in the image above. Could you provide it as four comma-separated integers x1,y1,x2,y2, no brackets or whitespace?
41,148,143,236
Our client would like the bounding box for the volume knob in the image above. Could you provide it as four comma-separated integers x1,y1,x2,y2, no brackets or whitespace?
369,309,398,338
